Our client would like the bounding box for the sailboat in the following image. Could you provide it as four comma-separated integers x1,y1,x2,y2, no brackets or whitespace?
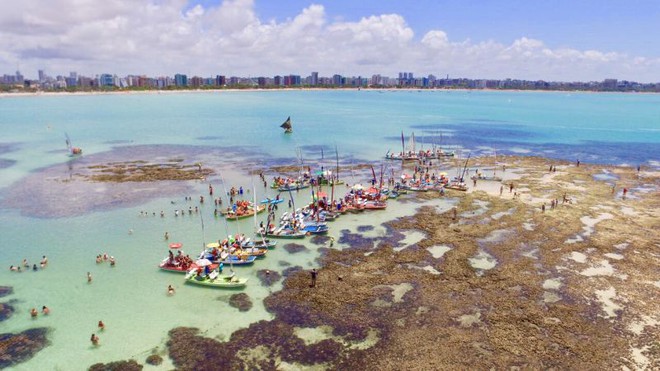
65,133,82,156
280,116,293,133
470,151,503,182
385,131,419,161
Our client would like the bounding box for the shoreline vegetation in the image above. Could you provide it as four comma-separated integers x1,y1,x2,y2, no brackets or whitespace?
2,85,660,98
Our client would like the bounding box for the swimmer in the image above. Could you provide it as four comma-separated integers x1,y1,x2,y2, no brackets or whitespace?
91,333,100,346
96,255,102,264
98,320,105,331
22,259,29,267
109,256,116,267
30,308,38,318
164,232,169,240
10,265,17,271
128,229,133,235
167,285,175,295
42,306,50,315
102,253,108,261
33,264,38,271
41,255,48,265
87,272,93,283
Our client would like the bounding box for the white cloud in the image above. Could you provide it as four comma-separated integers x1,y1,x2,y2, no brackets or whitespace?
0,0,658,82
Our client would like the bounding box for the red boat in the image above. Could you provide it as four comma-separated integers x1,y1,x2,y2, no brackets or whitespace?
159,258,219,273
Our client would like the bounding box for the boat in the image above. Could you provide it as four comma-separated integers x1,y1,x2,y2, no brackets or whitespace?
243,239,277,249
158,257,219,273
185,269,247,288
65,133,82,156
302,224,329,234
278,180,310,192
260,198,284,205
445,182,468,191
385,131,419,161
261,227,307,239
215,254,257,266
235,247,268,258
221,203,266,220
280,116,293,133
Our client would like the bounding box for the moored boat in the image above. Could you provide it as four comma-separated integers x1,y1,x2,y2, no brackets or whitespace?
185,270,248,288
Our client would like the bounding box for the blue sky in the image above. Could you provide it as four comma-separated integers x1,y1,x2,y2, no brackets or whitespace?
1,0,659,81
191,0,660,57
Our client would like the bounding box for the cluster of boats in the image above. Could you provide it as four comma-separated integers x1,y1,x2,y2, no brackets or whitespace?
159,234,276,289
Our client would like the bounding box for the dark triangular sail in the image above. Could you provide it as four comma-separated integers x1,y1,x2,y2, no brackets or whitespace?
280,116,292,131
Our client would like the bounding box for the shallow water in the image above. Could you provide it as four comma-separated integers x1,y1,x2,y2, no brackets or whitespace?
1,90,659,369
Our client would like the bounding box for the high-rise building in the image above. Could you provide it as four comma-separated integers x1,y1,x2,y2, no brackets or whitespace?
174,74,188,87
99,74,114,87
332,74,342,86
215,75,226,86
310,72,318,86
38,70,45,82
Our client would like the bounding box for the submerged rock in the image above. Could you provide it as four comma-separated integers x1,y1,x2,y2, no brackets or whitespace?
282,266,303,278
229,293,253,312
283,243,308,254
0,286,12,298
0,328,50,369
145,354,163,366
257,269,282,287
0,301,16,321
88,360,143,371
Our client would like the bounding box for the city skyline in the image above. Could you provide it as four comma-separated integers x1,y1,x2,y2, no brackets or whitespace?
1,0,659,82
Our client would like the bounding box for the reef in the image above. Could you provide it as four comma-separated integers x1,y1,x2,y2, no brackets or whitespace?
145,354,163,366
0,286,12,298
88,360,143,371
0,300,16,322
117,156,660,369
0,328,50,369
283,243,308,254
229,293,253,312
257,269,282,287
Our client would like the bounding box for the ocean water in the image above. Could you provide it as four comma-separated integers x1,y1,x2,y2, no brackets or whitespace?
0,90,659,369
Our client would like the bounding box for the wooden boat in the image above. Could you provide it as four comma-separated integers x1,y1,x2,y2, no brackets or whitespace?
260,198,284,205
235,247,268,258
302,224,329,234
222,204,266,220
185,270,247,288
363,201,387,210
65,133,82,157
244,239,277,249
262,228,306,239
214,255,257,266
445,182,468,191
281,116,293,134
159,258,219,273
278,181,310,192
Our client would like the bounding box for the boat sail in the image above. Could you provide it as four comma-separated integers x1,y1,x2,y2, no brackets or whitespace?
65,133,82,156
280,116,292,133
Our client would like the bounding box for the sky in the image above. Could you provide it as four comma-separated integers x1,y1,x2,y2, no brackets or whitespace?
1,0,659,82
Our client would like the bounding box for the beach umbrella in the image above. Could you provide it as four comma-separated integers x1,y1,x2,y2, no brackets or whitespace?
169,242,183,249
439,172,448,176
195,258,213,267
206,242,220,248
317,191,328,198
352,184,364,190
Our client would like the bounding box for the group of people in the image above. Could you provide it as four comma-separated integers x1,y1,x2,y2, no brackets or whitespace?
9,256,48,272
95,253,116,267
90,321,105,346
165,250,194,270
30,306,50,318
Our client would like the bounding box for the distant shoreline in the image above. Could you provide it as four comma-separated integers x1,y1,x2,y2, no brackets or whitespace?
1,87,658,98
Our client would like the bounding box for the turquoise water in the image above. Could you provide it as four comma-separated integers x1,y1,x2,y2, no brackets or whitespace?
0,90,659,369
